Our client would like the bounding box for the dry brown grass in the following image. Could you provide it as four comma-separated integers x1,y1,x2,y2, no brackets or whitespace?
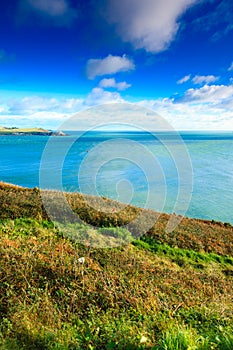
0,182,233,349
0,182,232,256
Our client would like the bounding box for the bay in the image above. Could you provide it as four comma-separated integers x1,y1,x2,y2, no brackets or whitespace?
0,131,232,224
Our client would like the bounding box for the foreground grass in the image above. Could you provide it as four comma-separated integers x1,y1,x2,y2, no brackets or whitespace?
0,183,233,349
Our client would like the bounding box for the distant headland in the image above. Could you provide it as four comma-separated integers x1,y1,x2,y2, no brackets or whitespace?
0,126,66,136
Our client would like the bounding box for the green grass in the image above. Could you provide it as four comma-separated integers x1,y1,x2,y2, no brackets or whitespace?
133,237,233,268
0,183,233,349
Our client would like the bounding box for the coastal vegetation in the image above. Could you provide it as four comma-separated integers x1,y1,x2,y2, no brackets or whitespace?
0,127,65,136
0,182,233,349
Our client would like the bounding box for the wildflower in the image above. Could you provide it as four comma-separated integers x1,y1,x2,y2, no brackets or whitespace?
78,257,85,264
140,336,147,344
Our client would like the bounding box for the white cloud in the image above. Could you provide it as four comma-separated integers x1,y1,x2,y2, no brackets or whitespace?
0,91,123,128
1,96,84,116
228,62,233,71
85,87,123,105
86,54,135,80
137,82,233,130
177,74,219,86
138,97,233,131
6,96,58,115
192,75,219,85
178,84,233,104
0,96,85,129
99,78,131,91
107,0,199,53
22,0,76,25
0,112,68,129
177,75,191,84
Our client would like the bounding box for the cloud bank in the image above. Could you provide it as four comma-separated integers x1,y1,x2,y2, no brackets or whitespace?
0,82,232,130
178,84,233,104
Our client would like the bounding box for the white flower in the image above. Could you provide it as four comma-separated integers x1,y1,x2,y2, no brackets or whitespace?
78,257,85,264
140,336,147,344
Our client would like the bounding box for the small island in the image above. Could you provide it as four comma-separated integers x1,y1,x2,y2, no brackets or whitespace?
0,126,66,136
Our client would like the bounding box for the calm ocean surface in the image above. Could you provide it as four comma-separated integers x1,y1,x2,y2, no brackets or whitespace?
0,131,233,224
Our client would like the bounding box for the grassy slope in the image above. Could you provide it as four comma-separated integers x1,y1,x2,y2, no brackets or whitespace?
0,182,233,349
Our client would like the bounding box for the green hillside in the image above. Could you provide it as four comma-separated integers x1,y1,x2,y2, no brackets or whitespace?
0,182,233,349
0,127,51,135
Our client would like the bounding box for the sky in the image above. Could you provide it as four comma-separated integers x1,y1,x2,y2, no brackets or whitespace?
0,0,233,130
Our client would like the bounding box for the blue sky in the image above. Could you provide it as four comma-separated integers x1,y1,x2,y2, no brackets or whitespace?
0,0,233,129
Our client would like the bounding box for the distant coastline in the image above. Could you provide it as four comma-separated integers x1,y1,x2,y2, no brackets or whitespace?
0,126,66,136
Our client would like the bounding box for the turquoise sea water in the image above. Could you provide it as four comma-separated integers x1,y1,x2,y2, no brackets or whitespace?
0,131,233,224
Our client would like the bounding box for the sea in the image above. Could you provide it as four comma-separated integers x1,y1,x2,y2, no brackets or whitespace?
0,131,233,224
